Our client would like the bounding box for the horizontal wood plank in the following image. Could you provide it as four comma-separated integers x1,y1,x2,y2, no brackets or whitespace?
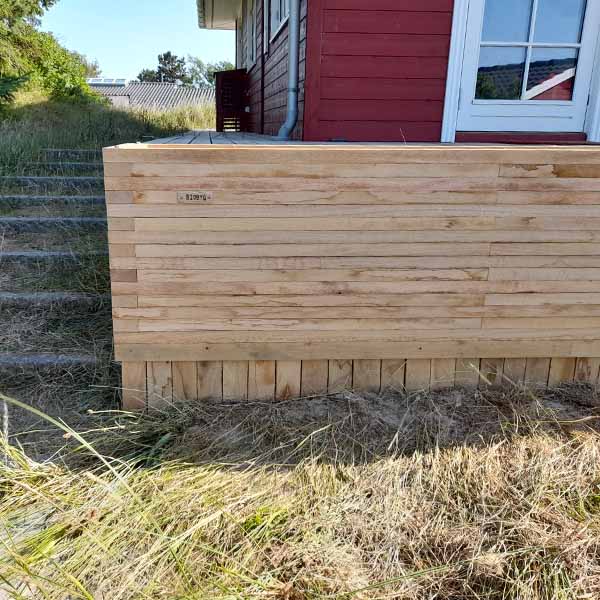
105,143,600,395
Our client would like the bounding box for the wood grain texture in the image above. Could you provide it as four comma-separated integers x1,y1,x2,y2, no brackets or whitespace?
574,357,600,383
328,359,353,393
454,358,480,388
503,358,527,386
197,361,223,400
548,358,576,386
525,358,551,386
405,359,431,391
172,361,198,402
105,144,600,399
248,360,276,400
223,361,248,400
121,362,146,410
147,361,173,409
431,358,456,390
353,359,381,392
381,359,406,391
276,361,302,400
301,360,329,396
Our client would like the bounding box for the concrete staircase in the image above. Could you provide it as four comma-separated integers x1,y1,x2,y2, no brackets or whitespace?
0,149,114,379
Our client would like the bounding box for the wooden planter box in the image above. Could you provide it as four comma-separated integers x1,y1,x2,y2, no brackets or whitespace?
103,143,600,409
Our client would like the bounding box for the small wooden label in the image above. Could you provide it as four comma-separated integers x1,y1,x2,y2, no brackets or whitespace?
177,191,213,203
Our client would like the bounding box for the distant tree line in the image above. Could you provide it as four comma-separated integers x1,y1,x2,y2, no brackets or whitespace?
137,52,234,89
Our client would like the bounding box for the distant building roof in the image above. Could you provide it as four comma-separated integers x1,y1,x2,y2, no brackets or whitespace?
87,80,215,109
87,78,128,87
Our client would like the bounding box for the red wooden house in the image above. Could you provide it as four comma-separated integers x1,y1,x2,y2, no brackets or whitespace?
198,0,600,143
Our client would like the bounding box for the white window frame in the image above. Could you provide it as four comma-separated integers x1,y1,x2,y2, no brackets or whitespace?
442,0,600,142
269,0,289,42
245,0,257,69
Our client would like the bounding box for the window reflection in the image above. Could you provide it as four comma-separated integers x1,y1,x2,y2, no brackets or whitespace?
476,0,586,102
476,47,526,100
525,48,578,100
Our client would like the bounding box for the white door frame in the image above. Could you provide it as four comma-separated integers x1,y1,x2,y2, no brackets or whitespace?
441,0,600,142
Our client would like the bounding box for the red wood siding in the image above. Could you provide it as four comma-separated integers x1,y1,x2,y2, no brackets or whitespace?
304,0,453,142
240,0,308,139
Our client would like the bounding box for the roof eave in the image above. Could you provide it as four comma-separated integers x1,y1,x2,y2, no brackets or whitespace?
196,0,238,30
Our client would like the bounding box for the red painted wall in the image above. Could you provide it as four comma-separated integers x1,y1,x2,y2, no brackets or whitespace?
303,0,454,142
241,0,308,139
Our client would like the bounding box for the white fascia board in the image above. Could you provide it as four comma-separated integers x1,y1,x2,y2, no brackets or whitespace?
197,0,239,30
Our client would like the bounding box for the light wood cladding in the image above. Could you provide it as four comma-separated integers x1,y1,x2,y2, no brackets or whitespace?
103,143,600,406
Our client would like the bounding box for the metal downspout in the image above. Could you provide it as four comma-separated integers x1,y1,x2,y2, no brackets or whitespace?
276,0,300,140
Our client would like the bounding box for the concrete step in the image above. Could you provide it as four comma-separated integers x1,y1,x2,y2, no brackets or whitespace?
0,250,108,260
0,251,110,294
25,161,104,176
44,148,103,161
0,176,104,194
0,292,110,308
0,194,105,208
0,217,107,233
0,353,100,369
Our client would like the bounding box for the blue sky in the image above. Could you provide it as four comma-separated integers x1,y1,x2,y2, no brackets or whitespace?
42,0,235,80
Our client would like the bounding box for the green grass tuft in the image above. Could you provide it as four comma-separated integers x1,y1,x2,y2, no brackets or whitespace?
0,90,215,171
1,388,600,599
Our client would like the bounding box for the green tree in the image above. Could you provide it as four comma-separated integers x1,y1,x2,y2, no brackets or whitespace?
187,57,234,88
70,51,101,78
0,0,98,102
156,51,190,84
0,75,28,111
137,68,159,82
0,0,58,25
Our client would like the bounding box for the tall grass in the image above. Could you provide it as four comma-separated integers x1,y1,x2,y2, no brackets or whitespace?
1,388,600,599
0,91,216,170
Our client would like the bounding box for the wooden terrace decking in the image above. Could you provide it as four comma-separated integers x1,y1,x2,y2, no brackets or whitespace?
148,131,303,145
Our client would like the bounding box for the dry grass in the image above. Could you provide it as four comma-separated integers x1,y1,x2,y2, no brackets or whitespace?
0,90,216,170
1,386,600,599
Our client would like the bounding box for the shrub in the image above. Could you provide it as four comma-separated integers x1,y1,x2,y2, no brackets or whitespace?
0,75,28,109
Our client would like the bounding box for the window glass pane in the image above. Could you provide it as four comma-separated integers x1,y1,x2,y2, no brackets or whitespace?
525,48,578,100
482,0,533,42
476,47,526,99
534,0,586,43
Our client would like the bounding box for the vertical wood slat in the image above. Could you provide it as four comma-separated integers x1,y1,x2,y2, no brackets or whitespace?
123,354,595,406
147,361,173,409
503,358,527,386
301,360,329,396
328,359,352,393
248,360,276,400
574,357,600,383
479,358,504,387
173,361,198,402
121,362,147,411
353,359,381,393
276,360,302,400
223,361,249,400
548,358,576,386
431,358,456,390
525,358,551,387
197,361,223,400
381,359,406,391
405,359,431,391
454,358,480,388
